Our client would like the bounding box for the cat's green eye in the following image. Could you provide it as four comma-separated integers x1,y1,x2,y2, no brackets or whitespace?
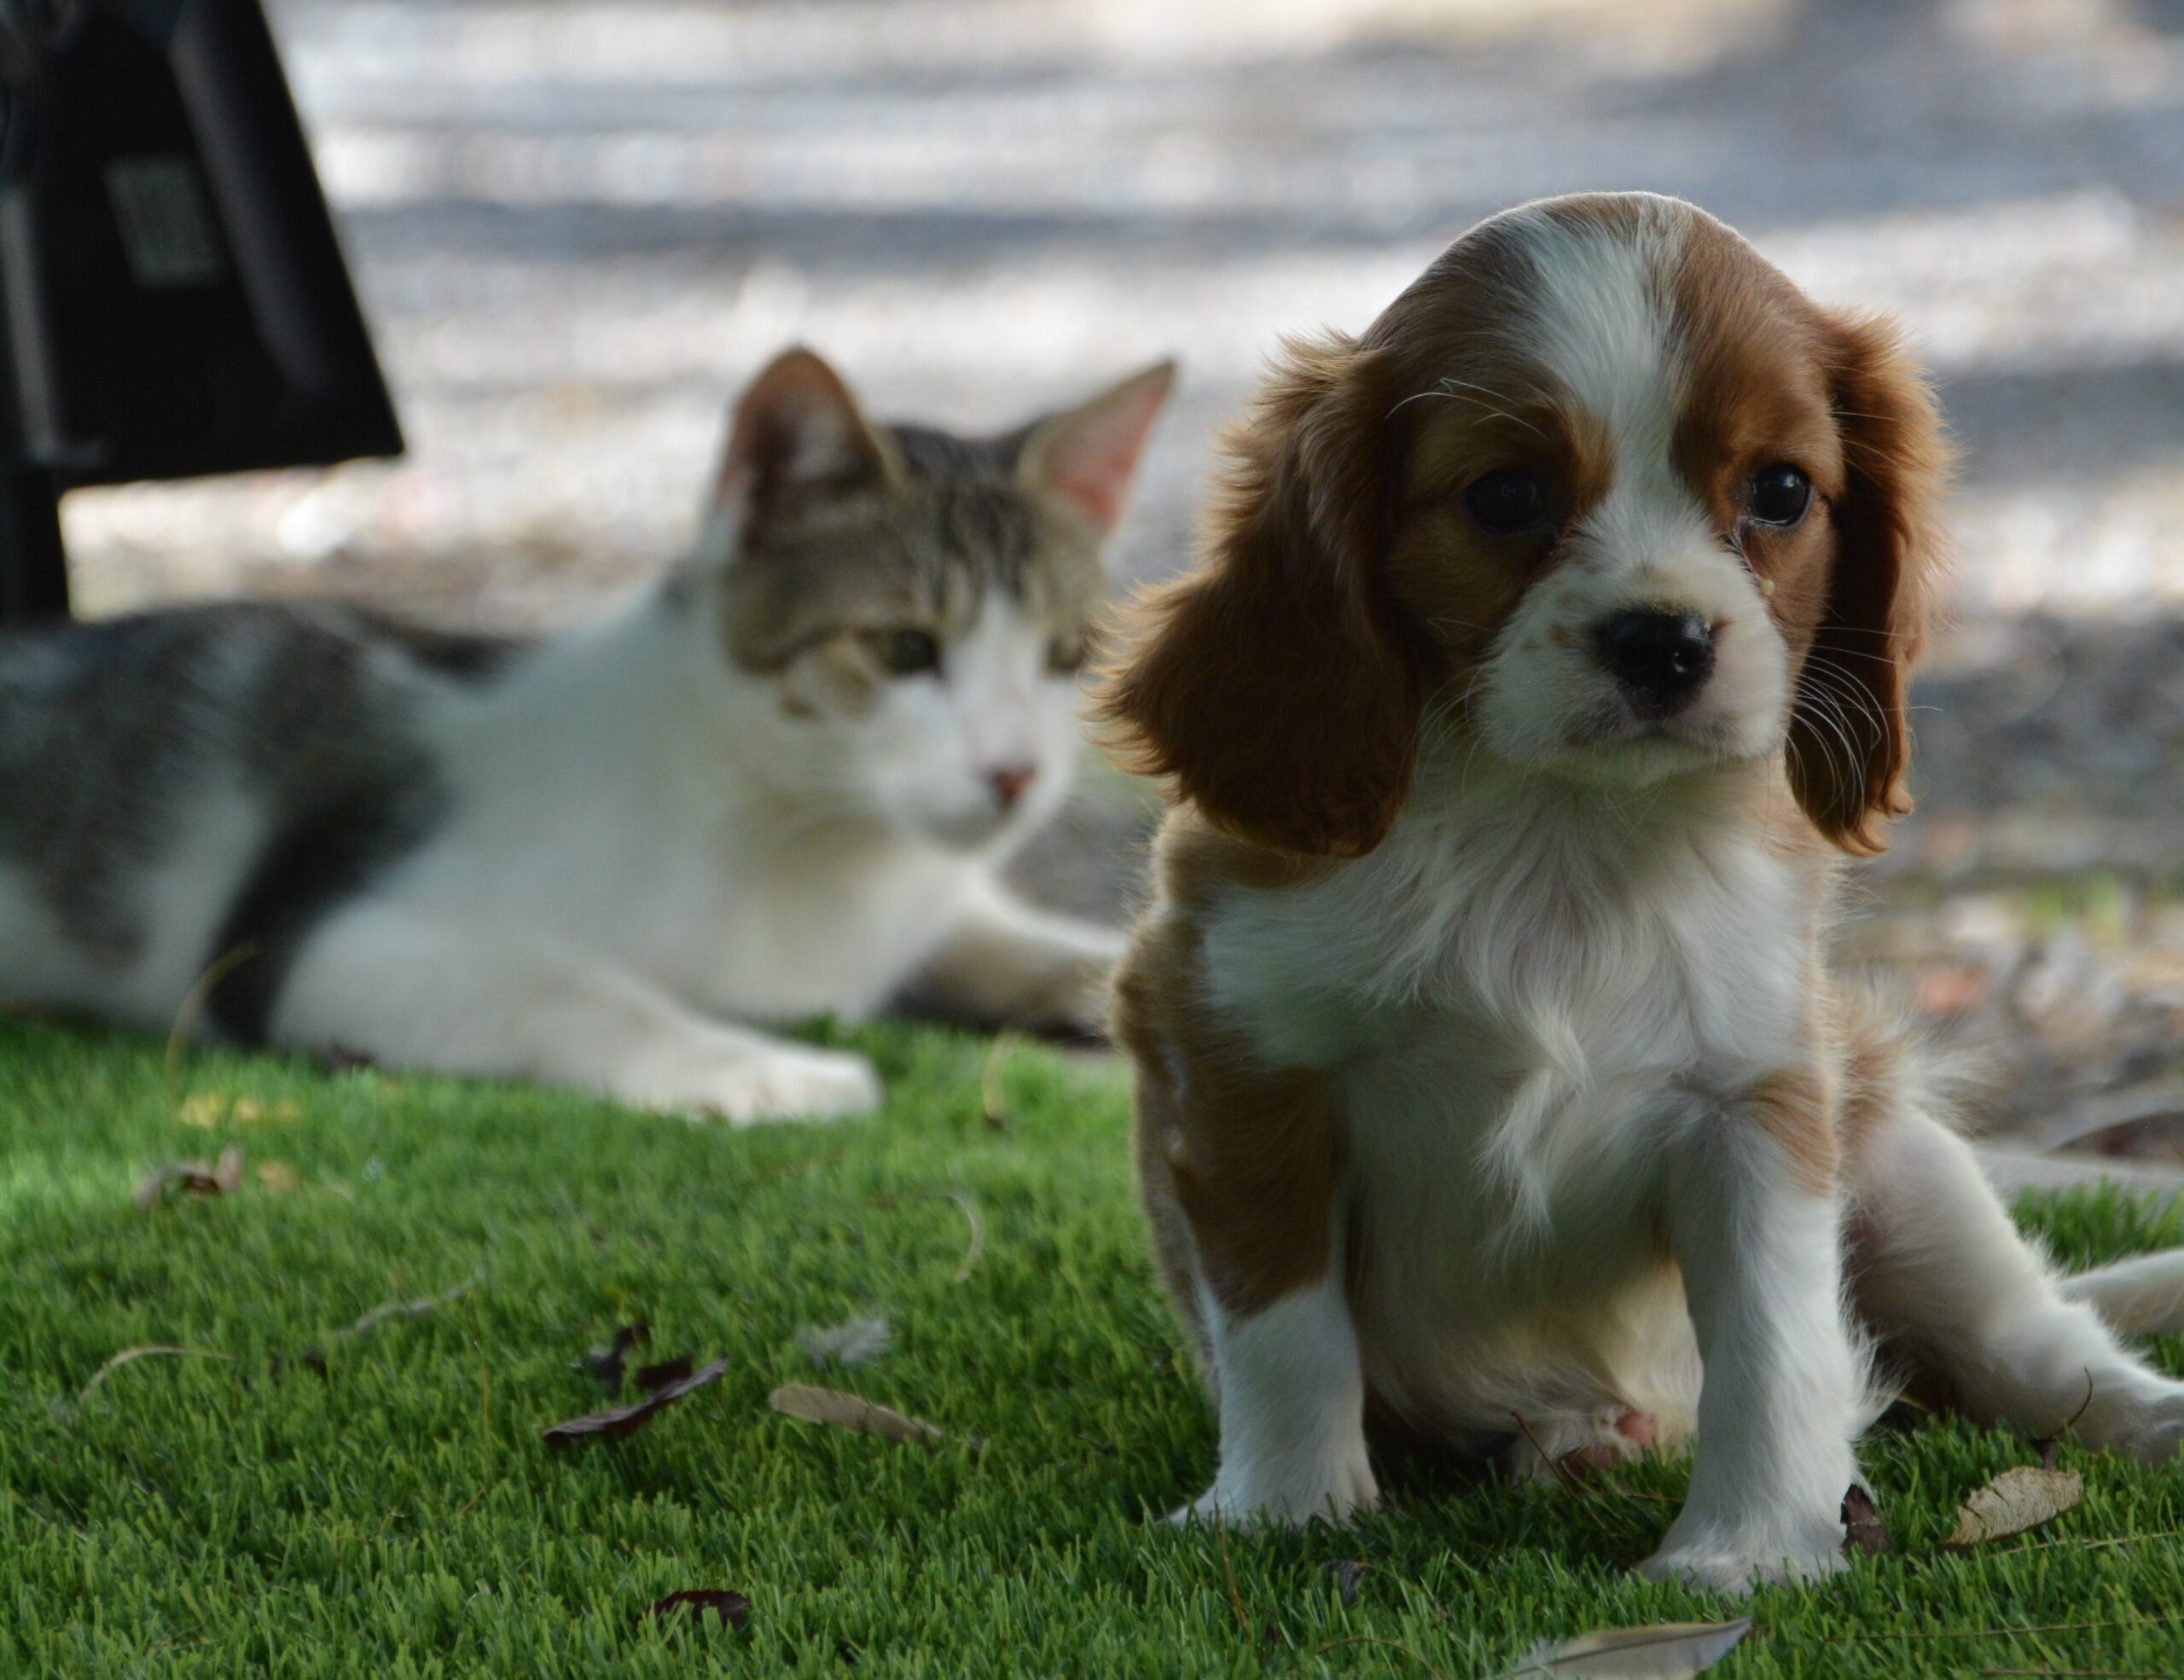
876,628,941,676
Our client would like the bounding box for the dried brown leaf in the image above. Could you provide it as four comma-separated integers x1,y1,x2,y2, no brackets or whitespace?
133,1145,245,1206
769,1382,941,1445
257,1160,300,1194
1842,1485,1889,1555
1321,1557,1367,1607
1504,1619,1751,1678
576,1322,648,1392
634,1354,695,1393
543,1356,729,1444
1942,1466,2084,1550
640,1589,750,1631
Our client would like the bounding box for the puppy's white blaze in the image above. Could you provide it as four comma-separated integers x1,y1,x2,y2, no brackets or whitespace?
1188,1268,1378,1526
1477,208,1788,776
1505,201,1682,458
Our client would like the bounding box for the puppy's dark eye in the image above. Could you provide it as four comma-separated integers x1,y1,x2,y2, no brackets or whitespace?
1464,469,1548,536
1747,463,1811,526
1048,640,1085,676
876,628,941,676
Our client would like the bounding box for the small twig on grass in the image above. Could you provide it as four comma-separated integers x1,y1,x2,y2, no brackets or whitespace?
980,1032,1025,1130
1510,1410,1591,1501
1979,1670,2165,1678
1212,1506,1252,1640
1310,1635,1455,1680
2000,1526,2184,1556
2032,1370,2098,1468
340,1270,485,1341
163,943,259,1083
76,1345,238,1406
930,1189,985,1282
1827,1618,2178,1645
451,1348,494,1521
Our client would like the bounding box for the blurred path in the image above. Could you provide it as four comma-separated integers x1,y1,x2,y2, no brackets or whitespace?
60,0,2184,1152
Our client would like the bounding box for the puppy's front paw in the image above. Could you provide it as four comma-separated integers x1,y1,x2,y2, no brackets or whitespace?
1636,1525,1848,1595
642,1046,882,1125
1165,1447,1380,1532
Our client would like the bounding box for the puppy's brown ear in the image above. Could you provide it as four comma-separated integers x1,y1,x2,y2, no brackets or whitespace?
1097,336,1420,858
1788,314,1951,855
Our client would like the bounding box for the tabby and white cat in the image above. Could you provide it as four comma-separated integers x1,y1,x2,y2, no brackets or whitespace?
0,348,1172,1121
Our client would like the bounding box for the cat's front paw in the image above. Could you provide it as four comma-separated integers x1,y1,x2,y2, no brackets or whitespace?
665,1046,882,1125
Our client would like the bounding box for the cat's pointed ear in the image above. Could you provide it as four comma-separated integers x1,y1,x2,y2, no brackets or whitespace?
1018,359,1176,538
712,347,895,546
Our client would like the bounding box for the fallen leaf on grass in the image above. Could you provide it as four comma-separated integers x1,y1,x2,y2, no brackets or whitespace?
769,1383,941,1445
177,1093,226,1129
1502,1619,1751,1677
1321,1558,1366,1607
133,1146,244,1206
576,1322,648,1391
634,1355,695,1392
1942,1466,2083,1550
179,1093,302,1127
256,1160,300,1194
799,1315,894,1369
543,1357,729,1444
1842,1485,1889,1555
641,1589,750,1631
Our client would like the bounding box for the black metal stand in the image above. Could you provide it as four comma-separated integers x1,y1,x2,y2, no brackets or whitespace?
0,466,67,623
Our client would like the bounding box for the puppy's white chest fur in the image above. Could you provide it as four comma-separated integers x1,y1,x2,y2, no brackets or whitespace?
1202,771,1811,1441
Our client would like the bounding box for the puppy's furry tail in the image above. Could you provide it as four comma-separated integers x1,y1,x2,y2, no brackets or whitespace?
2062,1250,2184,1337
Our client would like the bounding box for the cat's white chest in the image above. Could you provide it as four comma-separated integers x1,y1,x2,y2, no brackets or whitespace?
643,828,973,1021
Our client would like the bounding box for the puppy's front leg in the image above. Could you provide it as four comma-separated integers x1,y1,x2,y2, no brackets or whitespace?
1184,1265,1378,1529
1642,1079,1862,1590
1141,1057,1375,1529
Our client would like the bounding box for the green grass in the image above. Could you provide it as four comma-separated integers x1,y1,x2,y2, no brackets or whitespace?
4,1018,2184,1678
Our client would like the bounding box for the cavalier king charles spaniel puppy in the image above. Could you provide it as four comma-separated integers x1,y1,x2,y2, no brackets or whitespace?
1100,190,2184,1591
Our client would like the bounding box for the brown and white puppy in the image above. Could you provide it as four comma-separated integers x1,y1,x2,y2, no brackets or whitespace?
1100,192,2184,1591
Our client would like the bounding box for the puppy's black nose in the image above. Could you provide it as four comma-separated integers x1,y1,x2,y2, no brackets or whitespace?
1594,608,1715,712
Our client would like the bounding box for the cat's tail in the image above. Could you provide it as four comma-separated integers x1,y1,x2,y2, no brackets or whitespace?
2062,1249,2184,1336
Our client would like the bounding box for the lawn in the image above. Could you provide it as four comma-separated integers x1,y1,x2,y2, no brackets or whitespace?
3,1017,2184,1678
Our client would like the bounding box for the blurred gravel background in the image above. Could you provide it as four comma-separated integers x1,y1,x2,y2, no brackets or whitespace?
59,0,2184,1157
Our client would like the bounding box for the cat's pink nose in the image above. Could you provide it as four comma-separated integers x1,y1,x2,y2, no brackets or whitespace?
989,764,1037,809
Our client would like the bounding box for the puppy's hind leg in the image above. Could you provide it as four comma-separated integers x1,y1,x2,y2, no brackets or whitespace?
1848,1103,2184,1462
